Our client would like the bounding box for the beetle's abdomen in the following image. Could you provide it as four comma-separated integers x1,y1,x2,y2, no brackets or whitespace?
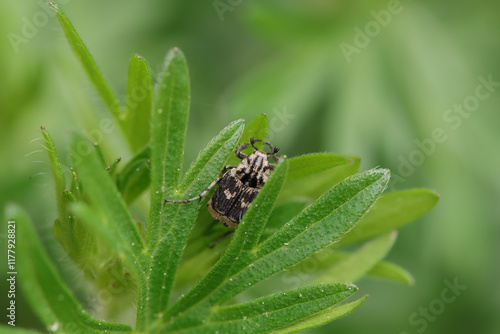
207,172,259,228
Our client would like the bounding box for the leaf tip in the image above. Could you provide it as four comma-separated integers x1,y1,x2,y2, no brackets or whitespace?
48,2,59,11
169,46,185,59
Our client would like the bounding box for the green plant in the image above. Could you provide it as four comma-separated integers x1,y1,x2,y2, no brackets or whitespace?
3,4,438,333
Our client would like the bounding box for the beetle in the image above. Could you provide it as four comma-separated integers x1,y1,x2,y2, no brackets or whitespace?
164,138,280,228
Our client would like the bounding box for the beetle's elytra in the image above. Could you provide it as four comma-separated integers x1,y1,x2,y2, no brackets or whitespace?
164,138,280,227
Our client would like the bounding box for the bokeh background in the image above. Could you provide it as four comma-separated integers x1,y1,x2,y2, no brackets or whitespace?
1,0,499,333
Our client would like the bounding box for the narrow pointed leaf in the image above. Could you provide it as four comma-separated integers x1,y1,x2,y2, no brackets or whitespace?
368,261,415,286
107,157,122,176
272,295,368,334
145,120,244,325
286,153,355,181
6,204,131,333
256,168,390,259
124,54,153,152
71,203,129,262
49,3,122,122
339,188,439,246
163,168,389,330
70,167,80,198
71,203,144,326
40,126,64,195
42,127,97,274
70,134,143,261
53,191,97,276
147,47,190,249
93,142,107,167
205,169,390,306
163,160,288,322
180,283,357,334
314,231,397,283
116,146,151,204
278,154,360,204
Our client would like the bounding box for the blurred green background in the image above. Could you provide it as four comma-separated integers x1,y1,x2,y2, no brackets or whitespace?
1,0,499,333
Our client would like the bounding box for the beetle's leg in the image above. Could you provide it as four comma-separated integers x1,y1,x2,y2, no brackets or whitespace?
263,140,274,152
222,165,237,173
164,177,222,204
235,142,250,160
271,149,280,164
250,137,261,150
264,142,280,164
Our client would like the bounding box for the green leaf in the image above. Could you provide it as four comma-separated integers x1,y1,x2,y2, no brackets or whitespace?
368,260,415,286
204,169,389,308
144,120,244,328
163,168,389,331
272,295,368,334
226,114,268,166
255,168,390,262
339,188,439,246
69,167,80,198
184,283,358,334
147,47,190,249
93,142,107,167
116,146,151,204
49,3,122,123
53,191,97,278
70,134,143,263
107,156,122,176
313,231,397,283
123,54,153,152
40,126,64,196
163,159,289,326
41,127,97,276
71,202,139,302
5,203,131,333
278,154,360,204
